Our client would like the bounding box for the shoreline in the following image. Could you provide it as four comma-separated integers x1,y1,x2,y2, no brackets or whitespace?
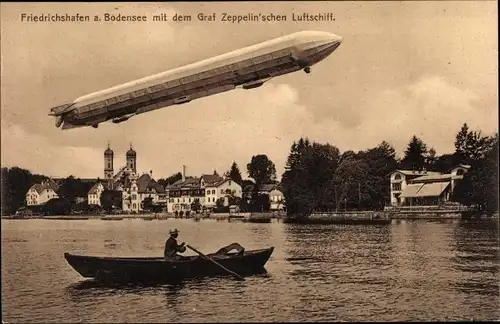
2,210,497,223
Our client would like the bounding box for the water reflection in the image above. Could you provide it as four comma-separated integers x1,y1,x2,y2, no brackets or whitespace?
2,219,499,322
451,220,499,310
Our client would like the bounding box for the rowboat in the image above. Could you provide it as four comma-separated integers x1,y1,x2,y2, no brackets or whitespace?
64,246,274,283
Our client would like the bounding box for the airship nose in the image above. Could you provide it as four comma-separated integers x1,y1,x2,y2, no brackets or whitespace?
306,31,343,46
329,33,343,44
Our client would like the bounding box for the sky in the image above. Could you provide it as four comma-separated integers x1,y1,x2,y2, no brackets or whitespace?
1,1,498,180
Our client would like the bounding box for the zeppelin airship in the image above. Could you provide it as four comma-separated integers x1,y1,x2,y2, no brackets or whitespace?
49,30,343,129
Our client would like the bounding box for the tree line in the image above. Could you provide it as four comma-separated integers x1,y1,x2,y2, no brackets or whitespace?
281,123,498,218
0,152,280,215
2,122,496,216
175,155,279,214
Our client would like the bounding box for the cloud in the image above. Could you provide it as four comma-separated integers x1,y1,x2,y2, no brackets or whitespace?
1,2,497,180
1,121,103,178
350,75,497,156
2,75,497,180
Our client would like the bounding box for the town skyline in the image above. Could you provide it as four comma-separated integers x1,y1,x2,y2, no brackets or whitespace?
1,2,497,179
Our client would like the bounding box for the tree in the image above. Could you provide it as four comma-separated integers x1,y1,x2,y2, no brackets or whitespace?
0,167,49,215
465,130,494,161
190,198,201,213
141,196,154,211
42,198,71,216
333,154,369,211
455,123,469,161
282,140,330,216
434,153,461,173
282,154,316,215
226,161,243,186
453,134,499,214
250,194,271,212
214,197,229,213
247,155,277,186
99,190,122,213
285,138,311,172
228,196,242,207
157,172,182,187
425,148,438,171
58,176,91,204
357,141,399,209
454,123,494,164
400,135,428,170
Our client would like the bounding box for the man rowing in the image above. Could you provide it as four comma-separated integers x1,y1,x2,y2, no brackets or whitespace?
164,228,186,260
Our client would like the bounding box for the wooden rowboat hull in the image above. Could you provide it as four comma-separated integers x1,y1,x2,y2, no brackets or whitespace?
64,247,274,283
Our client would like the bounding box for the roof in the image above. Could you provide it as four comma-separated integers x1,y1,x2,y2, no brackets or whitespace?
259,184,277,192
416,182,450,197
206,177,243,188
53,178,98,184
449,164,471,172
392,170,441,177
104,144,113,155
201,174,223,184
168,177,201,189
126,146,136,156
411,174,463,183
400,182,450,198
399,184,424,198
28,180,59,195
71,31,338,108
88,181,110,194
135,174,164,193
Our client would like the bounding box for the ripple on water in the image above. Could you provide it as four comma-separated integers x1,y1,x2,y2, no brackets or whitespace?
1,219,499,322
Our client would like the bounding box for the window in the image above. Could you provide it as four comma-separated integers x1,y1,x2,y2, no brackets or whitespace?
221,189,224,194
392,183,401,191
132,203,136,209
132,194,137,200
228,181,231,185
394,174,402,181
212,190,215,194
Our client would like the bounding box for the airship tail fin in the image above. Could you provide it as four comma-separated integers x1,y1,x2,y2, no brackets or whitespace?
49,103,75,116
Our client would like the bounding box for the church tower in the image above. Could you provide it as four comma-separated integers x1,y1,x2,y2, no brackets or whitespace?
104,142,114,180
126,143,137,174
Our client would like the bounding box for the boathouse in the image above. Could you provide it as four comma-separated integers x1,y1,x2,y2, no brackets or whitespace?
389,165,470,206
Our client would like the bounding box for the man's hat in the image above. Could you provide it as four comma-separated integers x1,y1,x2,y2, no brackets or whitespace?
169,228,179,235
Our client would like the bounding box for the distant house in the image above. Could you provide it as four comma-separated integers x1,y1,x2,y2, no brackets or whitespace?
166,169,242,213
258,183,285,211
87,181,110,206
122,172,167,213
389,165,471,206
26,180,59,206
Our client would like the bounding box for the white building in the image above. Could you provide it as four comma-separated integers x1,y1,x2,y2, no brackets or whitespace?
389,165,471,206
87,181,109,206
122,172,167,213
26,180,59,206
166,169,242,214
258,183,285,211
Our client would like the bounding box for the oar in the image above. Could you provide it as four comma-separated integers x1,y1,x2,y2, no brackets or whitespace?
186,244,245,281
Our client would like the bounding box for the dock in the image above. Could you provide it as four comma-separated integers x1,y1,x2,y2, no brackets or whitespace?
283,211,391,225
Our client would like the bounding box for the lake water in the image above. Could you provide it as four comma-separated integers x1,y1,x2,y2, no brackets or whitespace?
1,218,499,322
